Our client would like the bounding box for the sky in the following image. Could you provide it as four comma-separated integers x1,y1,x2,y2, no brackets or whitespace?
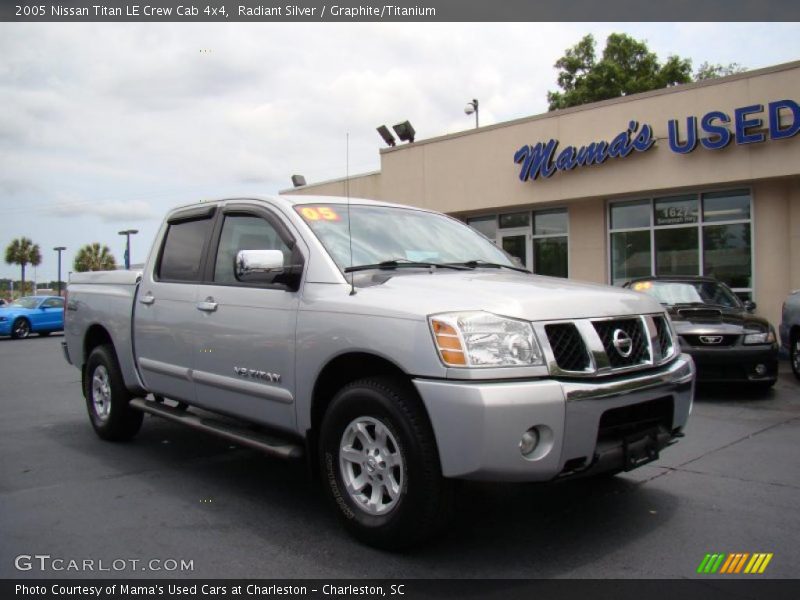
1,22,799,283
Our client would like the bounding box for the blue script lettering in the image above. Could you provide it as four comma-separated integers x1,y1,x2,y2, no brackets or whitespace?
514,121,654,183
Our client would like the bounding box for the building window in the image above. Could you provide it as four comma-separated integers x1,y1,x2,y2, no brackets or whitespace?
468,209,569,277
467,215,497,241
533,209,568,278
608,189,753,298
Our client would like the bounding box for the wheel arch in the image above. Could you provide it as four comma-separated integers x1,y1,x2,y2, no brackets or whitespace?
307,352,434,463
82,324,119,393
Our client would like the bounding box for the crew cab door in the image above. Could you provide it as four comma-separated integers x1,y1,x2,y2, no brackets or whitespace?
133,206,216,403
191,204,303,431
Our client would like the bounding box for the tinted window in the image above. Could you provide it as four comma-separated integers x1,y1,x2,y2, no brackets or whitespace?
214,215,293,284
654,195,698,226
159,218,213,281
534,237,568,277
467,215,497,240
702,190,750,223
703,223,751,289
534,209,568,236
611,230,651,285
610,200,650,230
42,298,64,308
499,212,530,229
655,228,698,276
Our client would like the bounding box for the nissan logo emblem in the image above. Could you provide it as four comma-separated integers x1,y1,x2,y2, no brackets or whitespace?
612,329,634,358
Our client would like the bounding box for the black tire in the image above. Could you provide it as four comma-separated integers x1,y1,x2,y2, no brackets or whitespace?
39,331,51,337
84,345,143,441
319,377,453,550
791,332,800,381
11,318,30,339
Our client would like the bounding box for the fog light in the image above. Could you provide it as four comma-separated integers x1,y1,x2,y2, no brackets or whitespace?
755,364,767,376
520,428,540,458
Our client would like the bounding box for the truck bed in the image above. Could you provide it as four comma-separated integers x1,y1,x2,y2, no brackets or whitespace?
65,270,143,393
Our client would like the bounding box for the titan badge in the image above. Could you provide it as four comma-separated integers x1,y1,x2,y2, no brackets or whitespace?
233,366,282,383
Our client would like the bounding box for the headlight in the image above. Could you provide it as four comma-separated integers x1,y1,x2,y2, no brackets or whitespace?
743,330,776,345
429,311,544,367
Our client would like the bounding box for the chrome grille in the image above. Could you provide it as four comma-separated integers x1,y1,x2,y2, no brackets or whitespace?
545,323,590,372
653,316,674,357
592,318,650,368
537,314,674,377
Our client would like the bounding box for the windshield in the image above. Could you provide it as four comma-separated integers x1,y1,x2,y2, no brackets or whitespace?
295,204,515,271
9,297,39,309
630,280,742,309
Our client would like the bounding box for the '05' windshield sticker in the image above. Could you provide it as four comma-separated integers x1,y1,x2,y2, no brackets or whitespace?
296,206,341,221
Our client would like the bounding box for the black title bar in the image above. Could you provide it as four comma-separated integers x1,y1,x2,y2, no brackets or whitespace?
5,579,800,600
3,0,800,22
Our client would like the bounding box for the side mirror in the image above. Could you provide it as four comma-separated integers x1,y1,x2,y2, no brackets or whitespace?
235,249,285,282
743,300,757,312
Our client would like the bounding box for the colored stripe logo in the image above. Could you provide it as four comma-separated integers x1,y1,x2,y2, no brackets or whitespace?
697,553,773,574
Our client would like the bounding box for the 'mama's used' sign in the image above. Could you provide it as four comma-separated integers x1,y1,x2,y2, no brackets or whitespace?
514,99,799,183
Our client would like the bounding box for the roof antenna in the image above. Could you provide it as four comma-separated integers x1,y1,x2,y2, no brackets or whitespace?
346,132,356,296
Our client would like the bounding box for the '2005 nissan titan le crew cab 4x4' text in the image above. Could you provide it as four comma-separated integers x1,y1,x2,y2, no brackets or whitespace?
63,196,695,549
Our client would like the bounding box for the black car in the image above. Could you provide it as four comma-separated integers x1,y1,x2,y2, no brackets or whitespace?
624,276,778,388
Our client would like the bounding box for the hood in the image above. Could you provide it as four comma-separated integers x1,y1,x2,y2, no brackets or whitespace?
666,304,771,334
334,269,665,321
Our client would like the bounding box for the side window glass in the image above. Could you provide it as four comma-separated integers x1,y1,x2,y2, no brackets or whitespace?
214,215,293,284
158,218,213,281
42,298,63,308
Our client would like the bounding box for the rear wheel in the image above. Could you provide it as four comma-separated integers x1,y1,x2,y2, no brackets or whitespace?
84,345,143,441
11,318,30,339
791,332,800,381
319,377,453,550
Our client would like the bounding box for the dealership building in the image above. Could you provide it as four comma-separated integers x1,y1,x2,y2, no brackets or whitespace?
284,60,800,327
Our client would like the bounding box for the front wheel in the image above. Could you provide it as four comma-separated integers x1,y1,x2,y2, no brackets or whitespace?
84,345,143,441
319,377,453,550
11,318,30,339
791,333,800,381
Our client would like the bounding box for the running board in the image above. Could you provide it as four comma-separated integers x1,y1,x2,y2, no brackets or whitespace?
129,398,304,460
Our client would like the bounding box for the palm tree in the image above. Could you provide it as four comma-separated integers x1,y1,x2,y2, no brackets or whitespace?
73,243,117,272
5,237,41,296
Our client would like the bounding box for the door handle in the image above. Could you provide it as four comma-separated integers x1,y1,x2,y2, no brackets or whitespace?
197,298,218,312
139,294,155,305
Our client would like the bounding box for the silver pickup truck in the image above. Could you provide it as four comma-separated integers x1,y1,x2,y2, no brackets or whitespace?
63,195,694,549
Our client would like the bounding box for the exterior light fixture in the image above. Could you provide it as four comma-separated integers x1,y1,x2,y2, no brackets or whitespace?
118,229,139,270
53,246,66,295
291,174,307,188
465,98,479,128
377,125,396,147
392,121,416,143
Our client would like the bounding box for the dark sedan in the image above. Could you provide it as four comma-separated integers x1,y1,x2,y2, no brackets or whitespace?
624,277,778,388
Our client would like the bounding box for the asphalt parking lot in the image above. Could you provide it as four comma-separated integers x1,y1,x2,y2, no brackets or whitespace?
1,334,798,579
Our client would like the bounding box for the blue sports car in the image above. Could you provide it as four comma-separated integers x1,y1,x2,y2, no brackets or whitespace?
0,295,65,339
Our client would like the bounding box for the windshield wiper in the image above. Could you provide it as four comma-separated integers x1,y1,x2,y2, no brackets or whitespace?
447,260,530,274
344,259,469,273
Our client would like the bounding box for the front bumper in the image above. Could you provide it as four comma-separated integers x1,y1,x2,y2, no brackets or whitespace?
684,344,778,383
414,354,694,482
